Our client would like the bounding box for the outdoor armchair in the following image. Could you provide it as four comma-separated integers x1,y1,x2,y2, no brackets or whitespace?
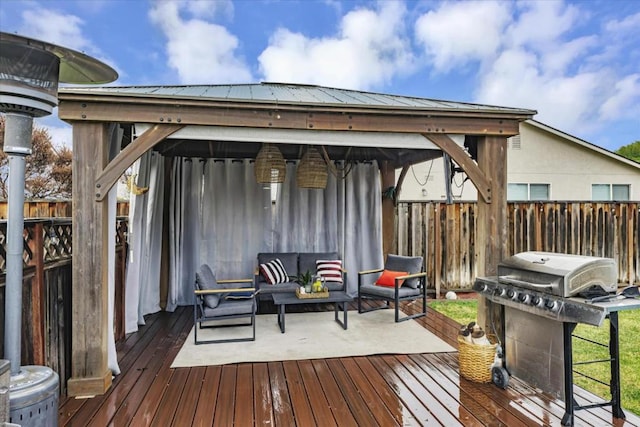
194,264,259,344
357,254,427,322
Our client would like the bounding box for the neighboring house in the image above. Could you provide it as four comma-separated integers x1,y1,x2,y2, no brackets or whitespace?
400,120,640,201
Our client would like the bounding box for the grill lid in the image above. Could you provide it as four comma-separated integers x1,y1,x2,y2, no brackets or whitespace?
498,252,617,297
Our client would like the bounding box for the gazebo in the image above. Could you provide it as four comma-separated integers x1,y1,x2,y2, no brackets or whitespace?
57,82,535,396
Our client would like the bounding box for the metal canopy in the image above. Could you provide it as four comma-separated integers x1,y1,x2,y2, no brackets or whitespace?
134,123,446,166
60,82,535,114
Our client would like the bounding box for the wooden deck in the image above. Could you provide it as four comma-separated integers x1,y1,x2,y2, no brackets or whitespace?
58,301,640,426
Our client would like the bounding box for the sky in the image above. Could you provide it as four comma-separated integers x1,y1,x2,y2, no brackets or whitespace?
1,0,639,152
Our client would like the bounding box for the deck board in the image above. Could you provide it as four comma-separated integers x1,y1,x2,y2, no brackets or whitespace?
58,302,640,426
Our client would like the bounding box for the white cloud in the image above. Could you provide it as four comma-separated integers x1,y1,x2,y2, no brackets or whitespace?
19,8,96,53
414,0,640,139
604,11,640,33
258,1,414,90
16,7,119,81
505,1,581,50
414,1,510,73
599,74,640,121
149,0,252,84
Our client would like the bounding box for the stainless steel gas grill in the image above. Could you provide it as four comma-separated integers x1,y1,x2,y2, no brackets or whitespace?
474,252,640,426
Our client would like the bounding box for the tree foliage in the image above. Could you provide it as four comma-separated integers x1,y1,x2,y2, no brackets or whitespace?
615,140,640,163
0,115,73,200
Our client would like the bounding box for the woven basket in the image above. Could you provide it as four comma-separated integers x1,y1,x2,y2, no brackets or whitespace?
296,147,328,189
255,144,286,183
458,336,497,383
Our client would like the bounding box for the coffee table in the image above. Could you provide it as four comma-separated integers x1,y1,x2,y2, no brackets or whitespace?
271,291,353,333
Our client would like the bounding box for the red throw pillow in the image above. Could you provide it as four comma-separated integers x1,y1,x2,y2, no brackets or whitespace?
375,269,408,287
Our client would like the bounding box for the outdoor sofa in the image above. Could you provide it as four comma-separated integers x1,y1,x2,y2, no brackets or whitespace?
254,252,347,304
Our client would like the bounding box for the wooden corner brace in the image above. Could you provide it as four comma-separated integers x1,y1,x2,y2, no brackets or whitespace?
422,133,492,203
94,123,184,201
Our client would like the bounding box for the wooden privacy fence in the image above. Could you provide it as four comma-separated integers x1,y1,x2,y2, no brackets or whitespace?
0,200,129,219
0,218,128,396
396,201,640,295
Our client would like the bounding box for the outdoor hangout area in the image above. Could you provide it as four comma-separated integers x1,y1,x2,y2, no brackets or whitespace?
1,31,639,426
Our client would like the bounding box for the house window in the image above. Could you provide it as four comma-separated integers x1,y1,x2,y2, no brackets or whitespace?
508,183,550,200
592,184,630,201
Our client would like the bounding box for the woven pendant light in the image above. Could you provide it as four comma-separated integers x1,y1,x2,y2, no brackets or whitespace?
296,146,328,189
254,143,286,183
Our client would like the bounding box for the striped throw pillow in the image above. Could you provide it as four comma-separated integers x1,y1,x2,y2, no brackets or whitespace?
259,259,289,285
316,260,343,284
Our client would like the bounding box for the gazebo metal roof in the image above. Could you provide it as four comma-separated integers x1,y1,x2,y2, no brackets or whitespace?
60,82,535,115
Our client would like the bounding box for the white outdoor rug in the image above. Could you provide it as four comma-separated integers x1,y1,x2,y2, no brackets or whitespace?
171,310,455,368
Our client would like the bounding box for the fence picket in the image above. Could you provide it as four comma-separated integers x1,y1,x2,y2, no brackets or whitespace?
397,201,639,293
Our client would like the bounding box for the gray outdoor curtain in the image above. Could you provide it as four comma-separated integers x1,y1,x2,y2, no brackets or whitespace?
199,159,273,280
274,161,384,295
124,151,165,333
167,158,204,312
125,155,384,333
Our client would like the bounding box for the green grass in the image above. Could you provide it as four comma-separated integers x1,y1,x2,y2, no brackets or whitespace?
428,299,640,416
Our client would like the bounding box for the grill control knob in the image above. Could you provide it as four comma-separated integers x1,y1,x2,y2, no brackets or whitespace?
507,289,516,299
531,295,542,306
517,293,529,303
544,299,558,311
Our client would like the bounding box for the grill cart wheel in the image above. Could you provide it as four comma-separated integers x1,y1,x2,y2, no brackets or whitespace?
491,344,509,389
492,366,509,389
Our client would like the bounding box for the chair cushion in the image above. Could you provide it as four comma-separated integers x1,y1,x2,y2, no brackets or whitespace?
202,299,255,318
375,269,408,287
385,254,423,289
196,264,224,309
259,259,290,284
360,284,422,299
316,259,343,284
299,252,338,276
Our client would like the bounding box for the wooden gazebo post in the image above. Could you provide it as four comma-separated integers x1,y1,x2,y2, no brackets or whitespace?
67,122,112,396
476,135,509,331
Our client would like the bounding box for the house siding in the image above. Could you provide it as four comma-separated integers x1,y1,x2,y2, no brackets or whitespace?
400,121,640,201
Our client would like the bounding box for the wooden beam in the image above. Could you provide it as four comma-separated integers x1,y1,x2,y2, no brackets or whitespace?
424,133,492,203
380,162,396,258
395,165,410,206
68,122,112,397
94,124,184,201
475,135,508,334
58,100,522,136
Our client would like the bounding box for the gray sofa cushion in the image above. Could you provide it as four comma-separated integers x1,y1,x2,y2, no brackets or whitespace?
196,264,223,308
324,281,344,291
384,255,423,289
262,281,300,293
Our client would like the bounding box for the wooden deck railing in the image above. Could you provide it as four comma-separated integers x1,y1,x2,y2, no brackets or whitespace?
396,201,639,294
0,217,128,395
0,200,129,220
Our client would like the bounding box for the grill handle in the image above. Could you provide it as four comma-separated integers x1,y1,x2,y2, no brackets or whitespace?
498,276,553,291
